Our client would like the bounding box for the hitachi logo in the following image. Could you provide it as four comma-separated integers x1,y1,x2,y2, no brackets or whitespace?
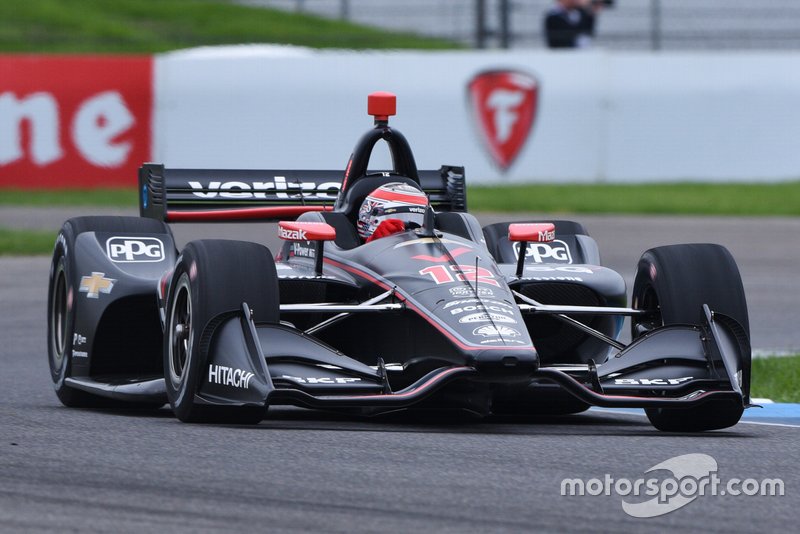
208,364,255,389
188,177,340,199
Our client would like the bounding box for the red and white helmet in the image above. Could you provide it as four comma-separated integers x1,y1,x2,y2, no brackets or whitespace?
357,182,429,239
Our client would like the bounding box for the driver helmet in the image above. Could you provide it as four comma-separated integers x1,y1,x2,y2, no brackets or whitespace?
357,182,429,240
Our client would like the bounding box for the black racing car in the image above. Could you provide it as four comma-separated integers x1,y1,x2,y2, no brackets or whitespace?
47,92,753,431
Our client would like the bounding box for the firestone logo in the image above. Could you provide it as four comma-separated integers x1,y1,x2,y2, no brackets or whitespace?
468,70,539,171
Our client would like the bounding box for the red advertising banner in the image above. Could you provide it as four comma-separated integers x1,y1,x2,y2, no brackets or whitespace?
0,56,152,188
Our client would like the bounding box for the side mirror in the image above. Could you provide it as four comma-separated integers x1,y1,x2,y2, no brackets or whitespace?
278,221,336,276
508,223,555,278
508,223,555,243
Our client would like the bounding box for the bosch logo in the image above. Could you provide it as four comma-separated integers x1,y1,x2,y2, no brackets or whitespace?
106,237,164,263
279,227,307,241
514,240,572,264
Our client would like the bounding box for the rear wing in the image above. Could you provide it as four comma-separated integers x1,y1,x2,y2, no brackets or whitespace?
139,164,467,223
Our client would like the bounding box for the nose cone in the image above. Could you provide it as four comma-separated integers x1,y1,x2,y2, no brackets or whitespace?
468,348,539,381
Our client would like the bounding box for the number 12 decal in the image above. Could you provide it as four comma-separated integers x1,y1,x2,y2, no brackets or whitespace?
419,264,500,287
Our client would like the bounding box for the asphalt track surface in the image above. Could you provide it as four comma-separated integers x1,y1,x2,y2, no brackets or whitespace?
1,209,798,532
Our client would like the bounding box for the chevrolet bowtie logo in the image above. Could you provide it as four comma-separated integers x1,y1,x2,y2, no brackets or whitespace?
79,272,116,299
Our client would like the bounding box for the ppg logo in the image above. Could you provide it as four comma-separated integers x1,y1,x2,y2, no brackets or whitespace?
513,240,572,264
106,237,165,262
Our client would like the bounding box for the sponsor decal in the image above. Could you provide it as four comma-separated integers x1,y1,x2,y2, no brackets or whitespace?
79,272,116,299
208,364,254,389
419,264,500,287
459,312,517,324
514,240,572,264
613,377,694,386
106,237,164,262
188,176,340,200
73,333,86,346
450,302,514,315
279,275,336,280
446,301,514,314
468,69,539,171
279,226,307,241
0,56,152,188
394,237,471,249
449,286,494,297
290,242,315,258
472,325,522,338
526,265,593,274
280,375,362,385
524,276,584,282
72,350,88,358
539,228,555,242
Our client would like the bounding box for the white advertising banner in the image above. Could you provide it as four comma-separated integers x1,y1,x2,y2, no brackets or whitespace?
154,46,800,184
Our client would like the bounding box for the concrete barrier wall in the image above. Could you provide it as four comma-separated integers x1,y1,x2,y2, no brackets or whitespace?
153,47,800,184
3,47,800,187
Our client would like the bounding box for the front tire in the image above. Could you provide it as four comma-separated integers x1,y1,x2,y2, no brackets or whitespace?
164,240,279,424
631,244,749,432
47,216,172,409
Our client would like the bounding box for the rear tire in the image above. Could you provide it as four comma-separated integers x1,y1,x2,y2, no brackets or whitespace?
47,216,172,409
631,244,749,432
164,240,279,424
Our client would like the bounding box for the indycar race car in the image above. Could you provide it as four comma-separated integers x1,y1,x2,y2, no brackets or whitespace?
47,92,753,431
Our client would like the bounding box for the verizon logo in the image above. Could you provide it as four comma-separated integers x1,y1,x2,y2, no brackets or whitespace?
188,176,340,199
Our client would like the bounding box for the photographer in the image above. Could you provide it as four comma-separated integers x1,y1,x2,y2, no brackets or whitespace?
544,0,612,49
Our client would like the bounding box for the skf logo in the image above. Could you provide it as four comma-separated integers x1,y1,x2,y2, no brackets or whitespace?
79,272,116,299
106,237,165,262
279,227,307,241
468,70,538,171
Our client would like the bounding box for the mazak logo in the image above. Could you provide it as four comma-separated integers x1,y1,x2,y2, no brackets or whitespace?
106,237,165,262
279,227,307,241
538,229,555,242
468,70,539,171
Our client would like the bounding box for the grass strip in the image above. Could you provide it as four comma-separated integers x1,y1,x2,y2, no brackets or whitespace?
2,182,800,216
0,0,458,53
751,355,800,404
469,181,800,216
0,227,56,256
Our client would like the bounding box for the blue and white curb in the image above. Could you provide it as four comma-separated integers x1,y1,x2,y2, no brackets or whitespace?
590,403,800,428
